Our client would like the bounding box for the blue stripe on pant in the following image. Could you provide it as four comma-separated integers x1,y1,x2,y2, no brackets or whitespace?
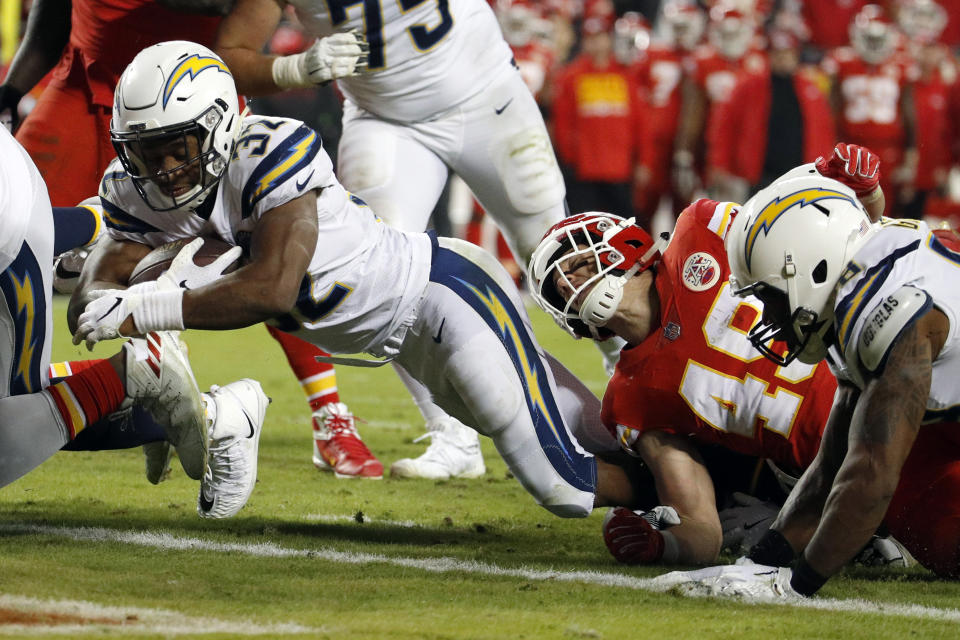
429,242,597,494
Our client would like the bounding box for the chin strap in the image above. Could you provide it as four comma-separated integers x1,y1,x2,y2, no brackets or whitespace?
578,233,667,330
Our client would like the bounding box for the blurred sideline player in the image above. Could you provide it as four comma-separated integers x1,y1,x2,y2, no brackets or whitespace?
821,3,916,216
0,125,265,519
0,0,381,479
215,0,571,480
528,143,890,566
73,41,642,519
673,3,767,205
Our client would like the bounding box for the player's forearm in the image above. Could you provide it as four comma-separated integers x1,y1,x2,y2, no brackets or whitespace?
158,0,235,16
669,519,722,564
3,0,71,93
215,46,281,95
180,267,301,329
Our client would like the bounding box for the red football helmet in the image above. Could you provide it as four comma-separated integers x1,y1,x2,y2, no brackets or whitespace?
662,0,706,51
708,4,756,60
528,213,665,339
850,4,899,64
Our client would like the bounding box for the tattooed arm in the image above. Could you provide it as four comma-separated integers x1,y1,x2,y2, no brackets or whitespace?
800,307,949,579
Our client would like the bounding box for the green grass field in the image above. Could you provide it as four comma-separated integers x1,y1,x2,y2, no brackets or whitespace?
1,297,959,638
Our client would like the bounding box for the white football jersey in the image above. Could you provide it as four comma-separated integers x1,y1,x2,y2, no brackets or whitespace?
100,115,432,356
286,0,513,122
828,218,960,422
0,127,49,272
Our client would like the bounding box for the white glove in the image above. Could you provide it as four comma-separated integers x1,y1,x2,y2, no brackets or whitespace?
651,563,802,601
719,491,780,555
73,284,183,349
156,238,242,291
272,30,370,89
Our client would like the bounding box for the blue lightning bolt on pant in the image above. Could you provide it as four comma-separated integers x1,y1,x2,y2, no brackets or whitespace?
395,236,598,517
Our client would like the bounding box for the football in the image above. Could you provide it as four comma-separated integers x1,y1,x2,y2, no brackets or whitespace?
128,237,239,285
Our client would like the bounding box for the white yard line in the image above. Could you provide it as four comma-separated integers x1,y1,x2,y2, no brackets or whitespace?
3,522,960,624
0,593,316,636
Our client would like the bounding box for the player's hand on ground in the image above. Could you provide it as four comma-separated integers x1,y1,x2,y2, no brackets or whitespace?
815,142,880,197
651,560,802,601
156,238,241,291
719,491,780,555
302,30,370,85
602,505,680,565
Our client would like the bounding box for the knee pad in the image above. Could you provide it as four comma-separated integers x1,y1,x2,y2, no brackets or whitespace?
337,127,396,194
492,127,565,215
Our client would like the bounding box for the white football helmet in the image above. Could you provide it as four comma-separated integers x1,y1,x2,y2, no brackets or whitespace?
529,213,665,340
725,175,877,366
613,12,651,65
850,4,898,65
111,41,242,212
708,5,756,61
898,0,948,44
662,0,706,51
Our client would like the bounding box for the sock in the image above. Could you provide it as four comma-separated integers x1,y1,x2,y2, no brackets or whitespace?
45,359,124,439
49,359,101,380
266,324,340,411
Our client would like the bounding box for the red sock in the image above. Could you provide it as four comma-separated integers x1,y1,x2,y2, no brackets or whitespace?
48,359,101,380
45,359,125,440
266,325,340,412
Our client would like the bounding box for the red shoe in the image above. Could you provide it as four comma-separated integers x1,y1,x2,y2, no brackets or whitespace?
312,402,383,479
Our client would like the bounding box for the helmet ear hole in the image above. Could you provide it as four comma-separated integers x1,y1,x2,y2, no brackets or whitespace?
812,259,828,284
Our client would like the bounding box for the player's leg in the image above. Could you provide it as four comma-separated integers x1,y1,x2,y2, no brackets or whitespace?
265,325,381,479
336,101,448,231
337,102,486,478
398,237,601,516
450,68,566,264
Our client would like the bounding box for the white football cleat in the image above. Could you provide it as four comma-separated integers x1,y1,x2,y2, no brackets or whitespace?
390,416,485,480
197,379,269,519
124,331,208,479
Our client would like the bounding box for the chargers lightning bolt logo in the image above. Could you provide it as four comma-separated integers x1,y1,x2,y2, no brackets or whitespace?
744,188,856,271
455,278,568,456
11,273,37,392
163,54,231,108
251,130,317,201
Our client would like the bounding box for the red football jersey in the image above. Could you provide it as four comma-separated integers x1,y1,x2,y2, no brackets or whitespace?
633,44,685,144
822,47,916,146
601,199,837,474
58,0,222,106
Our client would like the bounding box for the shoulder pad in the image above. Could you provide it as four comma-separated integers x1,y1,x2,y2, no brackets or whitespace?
857,286,932,374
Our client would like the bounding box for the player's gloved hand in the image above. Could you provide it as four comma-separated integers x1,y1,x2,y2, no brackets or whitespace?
156,238,242,291
602,505,680,565
271,29,370,89
719,491,780,555
0,84,24,132
815,142,880,197
74,284,184,349
650,562,802,601
52,197,107,294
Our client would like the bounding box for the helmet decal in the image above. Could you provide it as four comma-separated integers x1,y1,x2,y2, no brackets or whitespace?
745,188,857,271
163,54,232,109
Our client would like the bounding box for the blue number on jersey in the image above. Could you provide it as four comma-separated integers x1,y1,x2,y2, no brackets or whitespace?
327,0,453,70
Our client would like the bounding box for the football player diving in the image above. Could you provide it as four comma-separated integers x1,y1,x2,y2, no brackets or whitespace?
70,41,647,520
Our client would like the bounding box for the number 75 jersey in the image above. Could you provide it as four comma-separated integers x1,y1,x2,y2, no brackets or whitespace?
287,0,512,122
601,199,838,475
